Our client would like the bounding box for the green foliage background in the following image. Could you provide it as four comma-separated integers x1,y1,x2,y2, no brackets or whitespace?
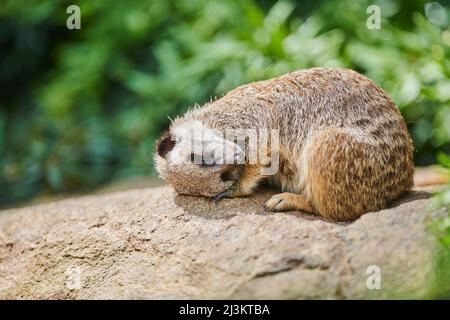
433,153,450,298
1,0,450,208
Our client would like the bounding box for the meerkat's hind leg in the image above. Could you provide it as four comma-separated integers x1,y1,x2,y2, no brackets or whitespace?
264,193,317,214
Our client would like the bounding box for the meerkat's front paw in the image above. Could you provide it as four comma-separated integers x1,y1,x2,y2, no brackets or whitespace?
213,181,254,202
264,193,316,214
213,184,247,202
213,165,263,202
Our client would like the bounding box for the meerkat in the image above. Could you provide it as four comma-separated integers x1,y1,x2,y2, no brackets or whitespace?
155,67,414,221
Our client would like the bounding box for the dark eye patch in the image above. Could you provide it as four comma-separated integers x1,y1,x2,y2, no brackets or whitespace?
157,132,175,158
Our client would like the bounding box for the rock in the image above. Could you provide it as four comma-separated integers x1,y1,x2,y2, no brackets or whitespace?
0,186,448,299
414,166,449,186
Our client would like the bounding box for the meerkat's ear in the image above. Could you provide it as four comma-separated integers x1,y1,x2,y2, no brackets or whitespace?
156,132,176,158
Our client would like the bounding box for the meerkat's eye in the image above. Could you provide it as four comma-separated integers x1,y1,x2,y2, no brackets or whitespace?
189,153,216,167
200,159,216,167
201,150,217,167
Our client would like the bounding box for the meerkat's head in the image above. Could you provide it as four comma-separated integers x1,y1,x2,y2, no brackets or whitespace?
154,120,245,197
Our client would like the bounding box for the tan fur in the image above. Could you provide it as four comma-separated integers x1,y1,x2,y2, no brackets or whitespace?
155,67,414,221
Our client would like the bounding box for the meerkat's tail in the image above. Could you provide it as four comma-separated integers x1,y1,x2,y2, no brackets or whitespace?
301,127,414,221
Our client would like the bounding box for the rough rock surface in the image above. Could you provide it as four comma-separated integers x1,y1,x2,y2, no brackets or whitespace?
0,186,448,299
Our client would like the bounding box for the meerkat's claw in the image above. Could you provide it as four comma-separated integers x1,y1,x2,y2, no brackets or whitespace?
213,190,230,202
264,194,289,211
264,193,316,214
213,184,241,202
